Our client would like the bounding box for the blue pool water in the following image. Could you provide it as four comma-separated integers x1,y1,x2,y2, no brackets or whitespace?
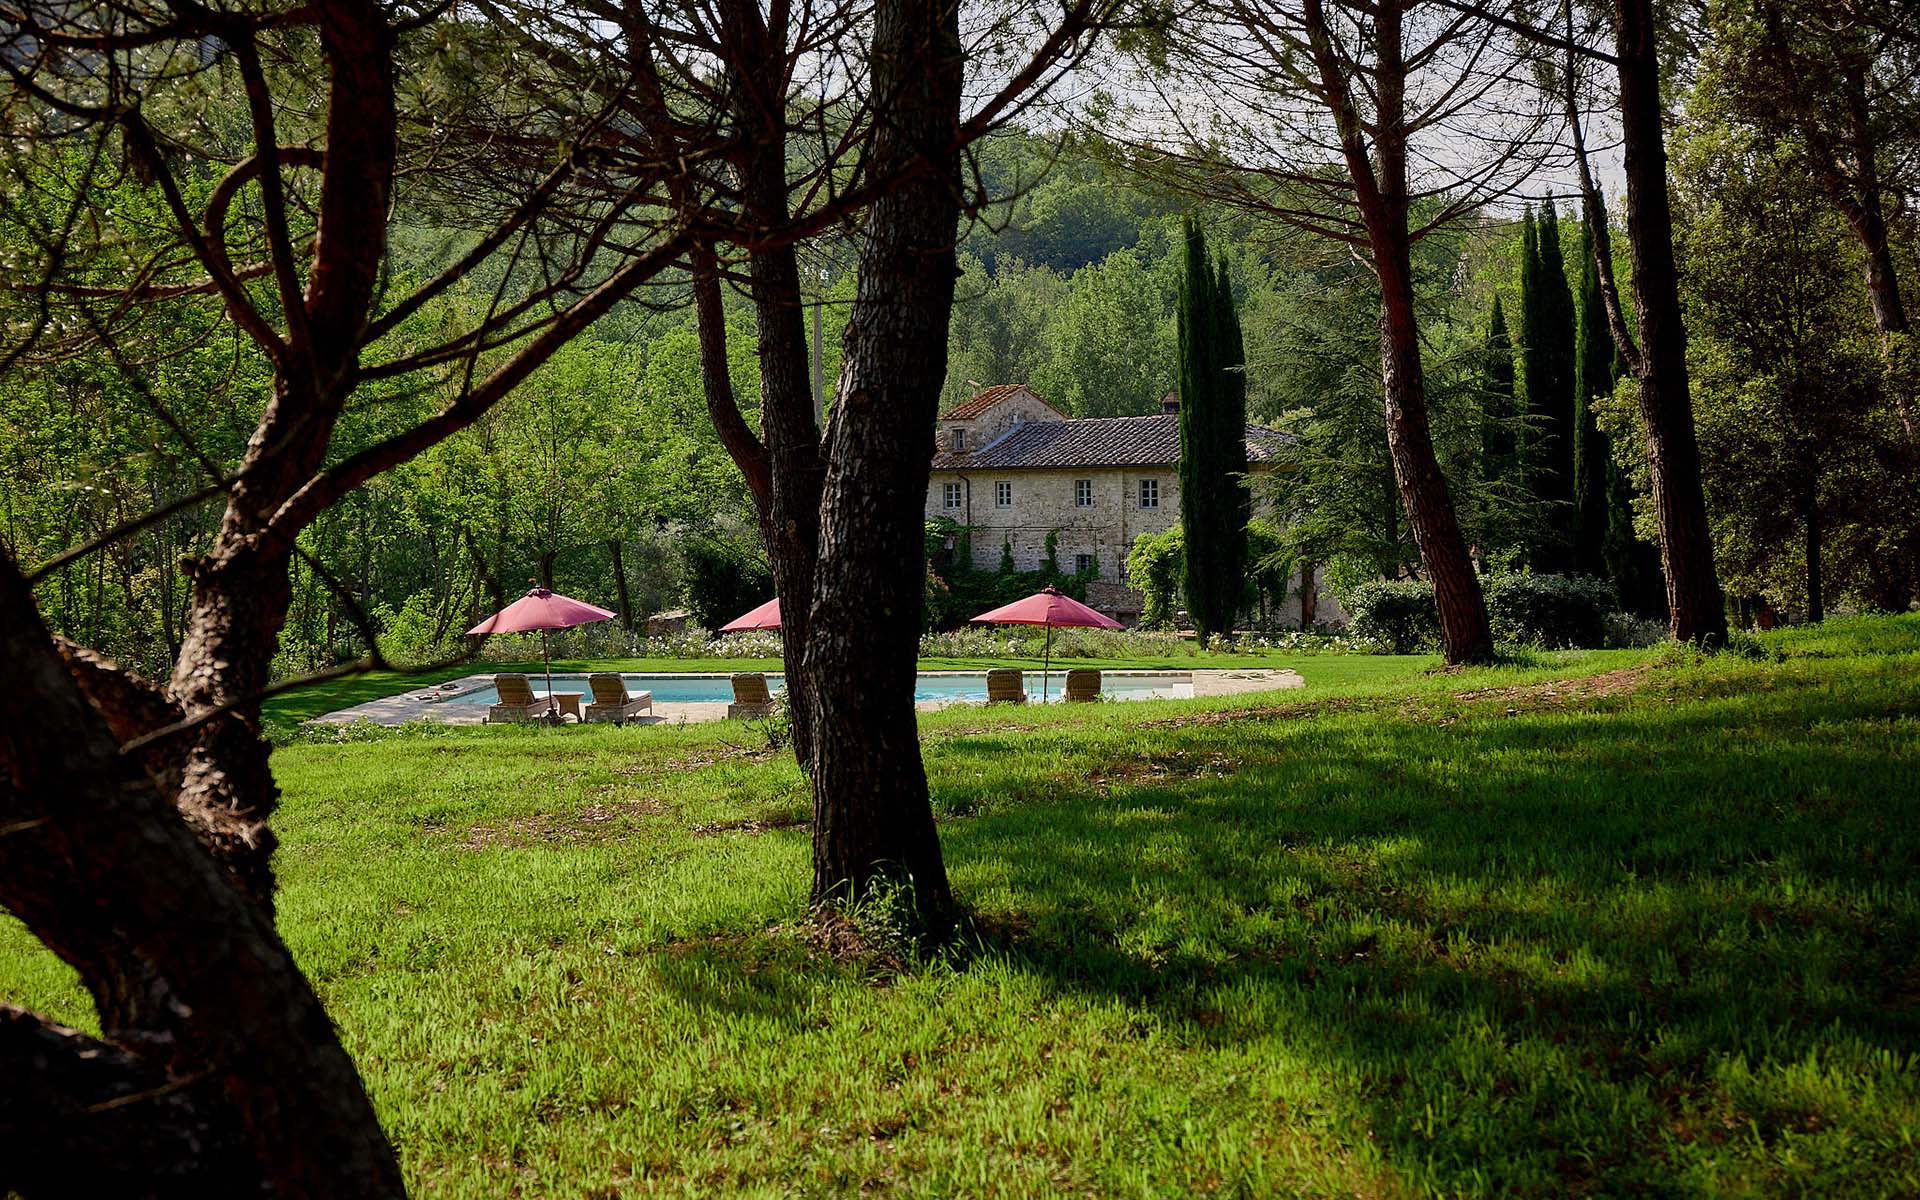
451,672,1185,706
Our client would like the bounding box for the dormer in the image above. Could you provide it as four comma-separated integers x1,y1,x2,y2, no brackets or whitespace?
937,384,1068,455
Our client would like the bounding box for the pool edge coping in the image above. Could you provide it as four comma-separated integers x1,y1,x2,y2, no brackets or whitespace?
308,667,1211,725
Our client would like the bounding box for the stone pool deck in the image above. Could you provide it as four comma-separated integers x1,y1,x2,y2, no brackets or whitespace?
308,667,1303,727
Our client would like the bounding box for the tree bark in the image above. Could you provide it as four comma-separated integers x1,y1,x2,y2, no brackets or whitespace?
1803,479,1823,624
609,539,633,630
804,0,961,926
688,245,825,768
702,0,832,770
1613,0,1728,646
746,239,827,776
0,557,404,1198
1377,233,1495,664
1301,0,1493,664
165,0,402,910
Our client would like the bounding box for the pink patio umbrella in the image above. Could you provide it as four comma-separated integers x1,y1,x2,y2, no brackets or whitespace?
970,586,1122,702
466,586,617,717
720,597,782,632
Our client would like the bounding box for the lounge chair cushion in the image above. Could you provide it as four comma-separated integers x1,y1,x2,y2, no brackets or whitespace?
728,672,775,719
986,668,1027,704
494,673,536,707
584,673,652,724
1065,668,1102,702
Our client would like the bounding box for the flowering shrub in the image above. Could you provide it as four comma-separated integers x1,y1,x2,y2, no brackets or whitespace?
917,626,1196,660
1230,629,1382,654
474,625,783,662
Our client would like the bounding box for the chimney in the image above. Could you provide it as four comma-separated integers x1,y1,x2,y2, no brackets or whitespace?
1160,390,1180,414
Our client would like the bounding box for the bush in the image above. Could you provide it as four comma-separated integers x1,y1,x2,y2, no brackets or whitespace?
475,626,783,661
376,590,455,667
917,626,1193,661
1603,610,1667,649
1485,573,1616,649
682,538,773,633
1125,527,1184,629
1345,579,1439,654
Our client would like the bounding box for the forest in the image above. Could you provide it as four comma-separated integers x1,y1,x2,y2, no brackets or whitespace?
2,0,1918,1194
10,53,1913,680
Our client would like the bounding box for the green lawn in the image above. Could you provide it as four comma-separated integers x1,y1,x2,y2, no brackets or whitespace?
8,617,1919,1196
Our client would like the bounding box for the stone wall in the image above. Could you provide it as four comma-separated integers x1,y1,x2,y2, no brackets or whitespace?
942,387,1063,454
926,466,1180,582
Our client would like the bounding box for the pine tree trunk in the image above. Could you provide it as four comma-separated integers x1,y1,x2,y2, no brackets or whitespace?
1615,0,1728,646
1803,481,1823,624
749,242,826,770
1377,237,1495,664
804,0,960,926
700,0,829,769
609,539,633,630
1832,70,1919,443
1301,0,1493,664
2,557,404,1199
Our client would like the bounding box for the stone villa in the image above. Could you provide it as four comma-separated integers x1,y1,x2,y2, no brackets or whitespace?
924,384,1342,625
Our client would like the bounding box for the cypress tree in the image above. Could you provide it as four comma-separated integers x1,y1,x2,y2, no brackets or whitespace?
1482,295,1517,476
1478,295,1522,565
1518,205,1540,406
1519,202,1577,571
1214,253,1249,587
1572,218,1613,578
1536,203,1578,504
1176,219,1247,641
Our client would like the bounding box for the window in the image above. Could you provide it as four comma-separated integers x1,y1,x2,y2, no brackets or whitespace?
1139,478,1159,508
950,427,967,451
942,482,962,510
1074,479,1094,507
1074,553,1097,577
995,480,1013,508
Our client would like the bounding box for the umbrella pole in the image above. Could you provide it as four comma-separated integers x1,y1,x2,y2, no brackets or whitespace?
544,629,555,720
1043,623,1052,703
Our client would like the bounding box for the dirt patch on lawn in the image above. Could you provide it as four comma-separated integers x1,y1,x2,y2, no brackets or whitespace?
1086,749,1240,790
460,799,664,849
1451,666,1650,708
621,744,778,776
689,808,810,837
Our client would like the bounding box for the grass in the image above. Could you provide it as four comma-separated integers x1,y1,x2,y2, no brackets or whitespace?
6,616,1919,1196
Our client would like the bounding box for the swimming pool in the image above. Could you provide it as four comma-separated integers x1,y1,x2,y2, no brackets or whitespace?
447,672,1190,706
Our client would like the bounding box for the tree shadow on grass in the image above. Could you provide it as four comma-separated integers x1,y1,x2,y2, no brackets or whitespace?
643,932,822,1031
934,678,1920,1195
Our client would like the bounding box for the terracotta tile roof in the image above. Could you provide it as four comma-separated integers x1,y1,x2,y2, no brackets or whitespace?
939,383,1067,422
930,414,1293,471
